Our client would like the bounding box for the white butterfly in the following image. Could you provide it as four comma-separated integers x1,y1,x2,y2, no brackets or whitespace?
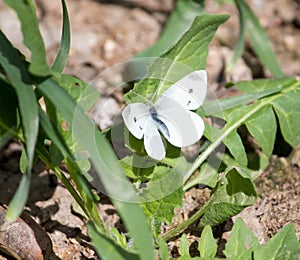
122,70,207,160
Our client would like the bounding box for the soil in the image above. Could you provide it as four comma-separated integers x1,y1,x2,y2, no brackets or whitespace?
0,0,299,259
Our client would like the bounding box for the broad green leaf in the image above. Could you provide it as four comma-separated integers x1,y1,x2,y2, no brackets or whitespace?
37,77,155,260
0,31,39,220
245,104,276,156
235,77,296,93
158,239,169,260
54,73,98,109
233,0,283,77
51,0,71,73
199,167,257,227
198,225,217,258
200,83,285,116
185,77,300,189
272,90,300,147
179,234,190,257
88,222,139,260
223,130,248,166
125,13,229,104
184,161,219,191
219,153,268,180
235,78,300,148
141,166,184,237
255,224,300,260
224,218,260,259
4,0,50,76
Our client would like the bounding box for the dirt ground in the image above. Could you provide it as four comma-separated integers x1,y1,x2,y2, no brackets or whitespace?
0,0,299,259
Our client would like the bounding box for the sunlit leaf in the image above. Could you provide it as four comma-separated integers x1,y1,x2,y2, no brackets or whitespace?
224,218,260,259
199,167,257,227
4,0,50,76
0,31,39,220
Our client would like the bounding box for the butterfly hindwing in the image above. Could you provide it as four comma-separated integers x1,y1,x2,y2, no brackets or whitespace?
144,117,166,160
156,98,204,147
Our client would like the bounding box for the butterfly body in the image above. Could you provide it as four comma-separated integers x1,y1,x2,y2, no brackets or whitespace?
149,106,170,139
122,70,207,160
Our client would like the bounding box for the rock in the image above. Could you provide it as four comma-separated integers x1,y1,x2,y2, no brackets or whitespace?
0,205,49,260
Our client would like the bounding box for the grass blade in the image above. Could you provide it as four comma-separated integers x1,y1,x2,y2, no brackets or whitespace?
4,0,50,76
234,0,283,77
37,78,155,260
0,31,39,220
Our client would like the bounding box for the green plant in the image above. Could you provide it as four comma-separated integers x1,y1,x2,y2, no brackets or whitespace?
159,219,300,259
0,0,299,259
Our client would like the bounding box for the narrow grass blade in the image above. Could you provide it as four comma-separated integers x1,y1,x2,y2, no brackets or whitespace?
3,0,50,76
37,78,155,260
0,31,39,220
228,0,246,69
234,0,283,77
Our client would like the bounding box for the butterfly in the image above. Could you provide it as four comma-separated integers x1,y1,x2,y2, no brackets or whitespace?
122,70,207,160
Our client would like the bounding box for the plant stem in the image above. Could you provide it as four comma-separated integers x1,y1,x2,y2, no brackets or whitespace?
184,98,270,187
160,194,214,241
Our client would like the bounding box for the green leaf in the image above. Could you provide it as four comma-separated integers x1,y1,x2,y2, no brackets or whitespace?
19,149,28,174
185,77,300,188
245,105,276,156
223,130,248,166
235,77,296,93
54,73,98,110
233,0,283,77
141,166,184,237
224,218,260,259
37,77,155,260
198,225,217,258
179,234,190,257
51,0,71,73
272,90,300,147
136,0,205,58
158,239,169,260
38,107,103,228
200,83,285,116
228,0,246,70
4,0,50,76
255,224,300,260
184,161,219,191
199,167,257,227
88,222,139,260
125,13,229,104
0,31,39,220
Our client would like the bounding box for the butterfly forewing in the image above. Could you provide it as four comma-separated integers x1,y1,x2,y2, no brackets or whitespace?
122,103,150,139
158,70,207,110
